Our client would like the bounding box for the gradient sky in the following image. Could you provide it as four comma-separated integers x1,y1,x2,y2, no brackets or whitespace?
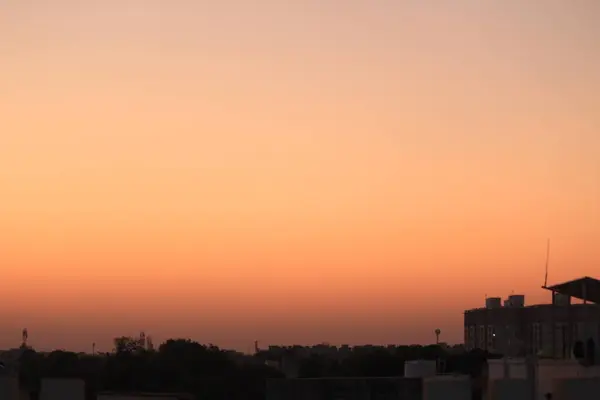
1,1,599,353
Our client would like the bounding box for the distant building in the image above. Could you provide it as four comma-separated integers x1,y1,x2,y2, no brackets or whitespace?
464,276,600,358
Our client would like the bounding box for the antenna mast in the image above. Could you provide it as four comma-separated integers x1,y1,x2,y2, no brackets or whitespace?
21,329,28,348
543,239,550,287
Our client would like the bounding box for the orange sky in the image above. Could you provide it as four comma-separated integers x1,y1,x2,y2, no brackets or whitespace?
1,1,599,353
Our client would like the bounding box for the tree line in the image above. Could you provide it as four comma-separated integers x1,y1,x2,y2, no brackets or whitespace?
15,337,496,400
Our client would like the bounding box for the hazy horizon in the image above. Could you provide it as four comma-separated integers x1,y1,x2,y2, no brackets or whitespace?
1,1,599,353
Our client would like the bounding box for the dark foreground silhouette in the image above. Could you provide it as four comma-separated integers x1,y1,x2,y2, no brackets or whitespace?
14,338,495,400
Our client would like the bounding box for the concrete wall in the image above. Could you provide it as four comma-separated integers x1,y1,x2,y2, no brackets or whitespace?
40,378,85,400
552,377,600,400
98,397,179,400
266,378,324,400
537,359,600,397
20,389,32,400
0,376,19,400
488,358,600,399
422,376,471,400
488,359,530,380
266,377,423,400
488,379,530,400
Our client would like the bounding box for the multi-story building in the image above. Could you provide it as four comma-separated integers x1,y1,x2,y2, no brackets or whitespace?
464,276,600,359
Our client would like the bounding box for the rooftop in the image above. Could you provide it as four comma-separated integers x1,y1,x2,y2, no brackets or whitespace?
543,276,600,304
464,302,600,313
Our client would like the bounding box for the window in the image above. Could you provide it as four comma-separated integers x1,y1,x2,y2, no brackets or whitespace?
487,325,496,350
479,326,485,349
560,324,568,359
532,323,542,353
469,326,475,349
552,323,568,359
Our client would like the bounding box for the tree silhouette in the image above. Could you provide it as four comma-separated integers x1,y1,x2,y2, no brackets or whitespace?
15,339,496,400
113,337,144,355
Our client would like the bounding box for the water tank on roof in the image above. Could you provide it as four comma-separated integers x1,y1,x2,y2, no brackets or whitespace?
486,297,502,309
404,360,437,378
508,295,525,307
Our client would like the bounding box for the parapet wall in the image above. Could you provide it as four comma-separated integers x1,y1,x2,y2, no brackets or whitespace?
40,378,85,400
0,376,19,400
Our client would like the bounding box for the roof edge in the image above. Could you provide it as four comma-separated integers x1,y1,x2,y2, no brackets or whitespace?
544,276,598,290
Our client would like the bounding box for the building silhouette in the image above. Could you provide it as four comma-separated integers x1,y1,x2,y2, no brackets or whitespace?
464,276,600,358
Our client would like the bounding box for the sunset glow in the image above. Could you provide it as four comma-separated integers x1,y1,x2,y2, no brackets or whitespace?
1,1,599,353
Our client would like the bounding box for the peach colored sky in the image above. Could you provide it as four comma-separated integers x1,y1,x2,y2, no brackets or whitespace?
1,1,599,353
